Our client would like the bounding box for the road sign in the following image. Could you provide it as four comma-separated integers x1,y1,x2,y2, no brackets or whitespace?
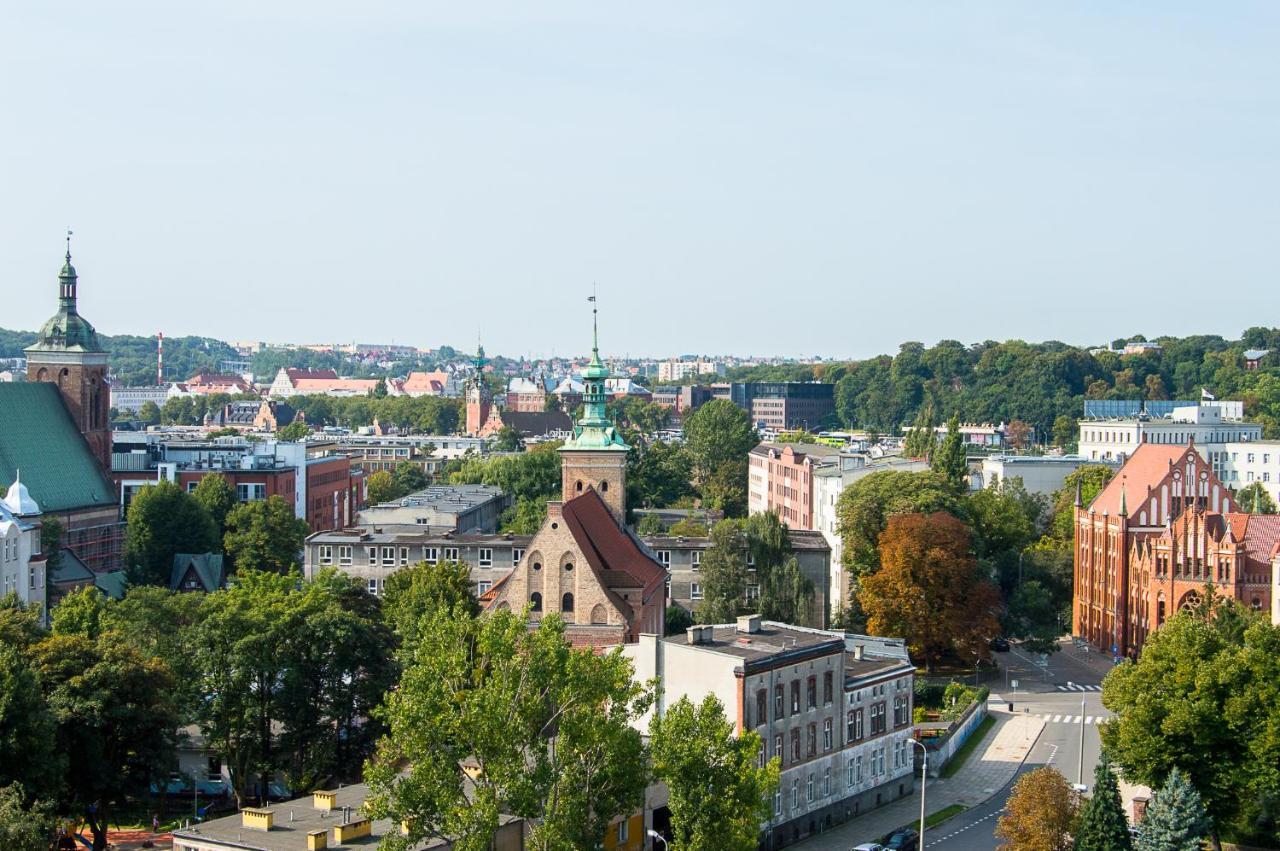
1011,679,1019,689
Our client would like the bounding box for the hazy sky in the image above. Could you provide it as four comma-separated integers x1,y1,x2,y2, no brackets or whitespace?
4,3,1279,360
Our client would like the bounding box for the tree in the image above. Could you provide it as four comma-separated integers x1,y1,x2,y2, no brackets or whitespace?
1006,419,1034,450
50,585,110,639
665,605,695,636
1074,756,1132,851
668,518,709,537
492,425,523,452
38,516,63,576
859,513,1001,672
223,495,309,575
759,556,813,625
103,586,207,720
836,470,963,580
33,632,177,851
137,399,161,425
902,404,938,459
0,783,56,851
636,513,664,535
192,473,237,537
627,440,695,511
683,401,756,515
932,414,968,492
366,470,400,504
0,645,59,800
392,461,429,496
364,608,652,851
1234,481,1277,514
996,766,1080,851
276,420,310,441
650,694,780,851
967,476,1041,560
702,457,750,517
698,521,750,624
1047,466,1115,544
125,480,218,585
1053,414,1078,449
382,559,479,658
1136,768,1211,851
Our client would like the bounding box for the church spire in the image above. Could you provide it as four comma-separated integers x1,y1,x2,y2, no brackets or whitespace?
563,292,627,451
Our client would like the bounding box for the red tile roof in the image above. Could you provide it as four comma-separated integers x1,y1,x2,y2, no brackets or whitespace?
561,489,667,597
285,368,339,381
1231,513,1280,564
1090,444,1190,515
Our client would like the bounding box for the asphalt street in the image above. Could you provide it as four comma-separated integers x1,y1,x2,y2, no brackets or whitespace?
920,643,1112,851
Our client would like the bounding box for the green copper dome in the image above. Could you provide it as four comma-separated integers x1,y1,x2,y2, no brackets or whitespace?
26,253,104,354
562,304,628,452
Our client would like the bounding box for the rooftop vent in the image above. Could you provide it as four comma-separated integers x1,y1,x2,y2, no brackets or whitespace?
736,614,761,634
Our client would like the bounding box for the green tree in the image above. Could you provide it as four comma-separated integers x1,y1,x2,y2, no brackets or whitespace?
702,457,750,517
1135,768,1211,851
1074,756,1132,851
137,399,162,424
492,425,523,452
38,516,63,577
1053,414,1078,449
650,694,780,851
0,645,60,800
392,461,429,496
668,518,709,537
0,783,56,851
366,469,401,504
192,473,237,538
365,608,652,851
683,398,757,491
50,585,110,639
836,469,962,581
967,476,1042,560
698,521,750,624
103,586,208,721
665,605,695,636
932,414,968,491
222,495,309,575
627,440,695,511
33,632,178,851
1047,466,1115,544
1100,606,1248,847
1005,579,1063,654
125,480,218,586
902,404,938,459
382,559,479,658
1234,481,1277,514
276,420,310,441
502,495,549,535
636,513,664,536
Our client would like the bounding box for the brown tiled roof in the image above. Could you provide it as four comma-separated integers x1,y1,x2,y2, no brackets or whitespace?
1090,443,1189,515
562,489,666,597
285,368,339,381
1231,513,1280,564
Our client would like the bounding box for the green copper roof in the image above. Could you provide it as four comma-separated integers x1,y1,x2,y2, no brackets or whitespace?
25,255,105,354
0,383,117,512
562,306,628,452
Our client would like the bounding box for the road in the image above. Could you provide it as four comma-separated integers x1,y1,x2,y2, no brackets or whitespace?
922,642,1113,851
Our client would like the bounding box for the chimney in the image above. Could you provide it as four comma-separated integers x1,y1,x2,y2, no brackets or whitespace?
852,644,864,661
686,625,714,645
736,614,761,634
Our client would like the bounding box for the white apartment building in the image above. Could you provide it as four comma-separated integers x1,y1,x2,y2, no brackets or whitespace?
623,617,916,849
109,384,170,413
975,455,1112,497
1209,441,1280,505
0,477,47,620
657,359,726,382
1078,404,1261,463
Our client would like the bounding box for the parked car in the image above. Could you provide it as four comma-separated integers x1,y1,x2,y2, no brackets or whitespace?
989,637,1011,652
853,845,884,851
884,829,919,850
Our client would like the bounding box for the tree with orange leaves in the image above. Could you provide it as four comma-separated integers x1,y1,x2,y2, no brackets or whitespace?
858,512,1001,672
995,766,1080,851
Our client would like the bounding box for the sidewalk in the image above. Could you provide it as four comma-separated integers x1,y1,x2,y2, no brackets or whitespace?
792,708,1045,849
1056,638,1120,681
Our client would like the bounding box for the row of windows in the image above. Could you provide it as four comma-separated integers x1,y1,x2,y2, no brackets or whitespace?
316,545,524,568
754,673,837,727
772,746,895,818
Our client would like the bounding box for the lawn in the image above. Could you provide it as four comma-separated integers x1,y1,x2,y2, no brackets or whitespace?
940,714,996,779
887,804,969,841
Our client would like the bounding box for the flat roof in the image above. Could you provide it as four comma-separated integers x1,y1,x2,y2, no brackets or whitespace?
665,622,844,670
365,483,504,514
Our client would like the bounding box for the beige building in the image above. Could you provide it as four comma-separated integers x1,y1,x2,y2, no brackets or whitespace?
623,618,916,849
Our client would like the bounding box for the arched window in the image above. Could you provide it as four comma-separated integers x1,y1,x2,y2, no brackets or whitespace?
590,603,607,624
600,480,608,493
576,480,583,492
530,592,543,612
562,592,574,612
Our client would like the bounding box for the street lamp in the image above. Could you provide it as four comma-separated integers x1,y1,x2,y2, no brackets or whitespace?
647,829,668,851
1077,693,1087,787
909,739,928,851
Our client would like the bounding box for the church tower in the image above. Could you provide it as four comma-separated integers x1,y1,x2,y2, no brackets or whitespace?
559,301,629,523
464,344,491,436
25,236,111,474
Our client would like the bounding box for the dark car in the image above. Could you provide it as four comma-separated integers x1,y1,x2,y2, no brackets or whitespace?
989,637,1011,652
884,829,919,850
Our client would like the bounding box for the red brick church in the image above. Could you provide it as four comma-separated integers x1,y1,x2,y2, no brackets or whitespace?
1073,442,1280,657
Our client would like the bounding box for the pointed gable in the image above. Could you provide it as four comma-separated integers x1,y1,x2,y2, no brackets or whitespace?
561,489,666,596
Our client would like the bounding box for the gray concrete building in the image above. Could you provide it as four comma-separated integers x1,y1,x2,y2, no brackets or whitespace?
356,484,508,533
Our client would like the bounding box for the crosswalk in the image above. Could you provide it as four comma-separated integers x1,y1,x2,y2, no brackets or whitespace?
1039,714,1110,725
1056,684,1102,692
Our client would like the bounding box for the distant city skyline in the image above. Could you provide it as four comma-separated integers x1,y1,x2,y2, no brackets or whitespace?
4,3,1279,358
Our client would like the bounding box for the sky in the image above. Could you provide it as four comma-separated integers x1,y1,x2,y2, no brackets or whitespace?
3,2,1279,360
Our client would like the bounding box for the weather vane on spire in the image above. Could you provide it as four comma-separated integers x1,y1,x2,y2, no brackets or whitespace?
65,227,73,262
588,284,598,354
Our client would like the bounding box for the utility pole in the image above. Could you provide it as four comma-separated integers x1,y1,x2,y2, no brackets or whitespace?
1077,693,1086,787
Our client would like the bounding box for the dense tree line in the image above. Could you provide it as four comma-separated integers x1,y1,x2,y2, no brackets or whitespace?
284,393,462,433
0,328,240,387
679,328,1280,442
